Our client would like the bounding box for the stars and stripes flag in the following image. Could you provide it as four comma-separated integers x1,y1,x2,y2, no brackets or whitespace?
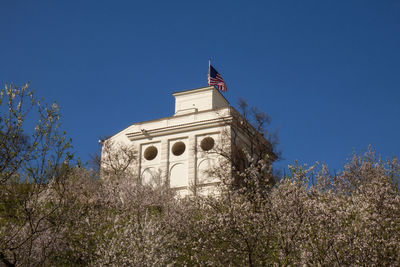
208,63,228,92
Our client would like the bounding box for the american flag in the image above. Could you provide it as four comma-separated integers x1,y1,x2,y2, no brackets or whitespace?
208,64,228,92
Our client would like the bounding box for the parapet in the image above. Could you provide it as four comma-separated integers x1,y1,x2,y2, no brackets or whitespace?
172,86,229,115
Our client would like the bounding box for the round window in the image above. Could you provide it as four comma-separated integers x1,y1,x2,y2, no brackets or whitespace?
144,146,158,160
200,137,215,151
172,141,186,156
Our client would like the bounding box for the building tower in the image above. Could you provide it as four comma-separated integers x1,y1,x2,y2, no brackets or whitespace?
102,86,275,196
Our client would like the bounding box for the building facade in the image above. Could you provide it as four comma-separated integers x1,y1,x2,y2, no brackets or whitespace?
103,86,273,196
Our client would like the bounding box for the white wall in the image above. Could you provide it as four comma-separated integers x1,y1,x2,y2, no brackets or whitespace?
104,86,233,196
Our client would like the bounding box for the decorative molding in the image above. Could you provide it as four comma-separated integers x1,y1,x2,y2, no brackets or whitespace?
126,116,232,141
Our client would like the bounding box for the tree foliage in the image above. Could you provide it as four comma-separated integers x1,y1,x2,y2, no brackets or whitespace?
0,84,399,266
0,83,72,266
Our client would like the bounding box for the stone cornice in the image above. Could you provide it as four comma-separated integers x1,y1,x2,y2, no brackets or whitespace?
172,86,215,96
126,116,233,141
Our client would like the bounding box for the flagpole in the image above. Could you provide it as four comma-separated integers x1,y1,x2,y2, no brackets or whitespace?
208,58,211,86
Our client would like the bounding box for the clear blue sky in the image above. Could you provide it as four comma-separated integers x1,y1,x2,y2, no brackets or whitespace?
1,0,399,173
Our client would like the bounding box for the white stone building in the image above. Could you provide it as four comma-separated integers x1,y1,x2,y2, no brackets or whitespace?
103,86,274,196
